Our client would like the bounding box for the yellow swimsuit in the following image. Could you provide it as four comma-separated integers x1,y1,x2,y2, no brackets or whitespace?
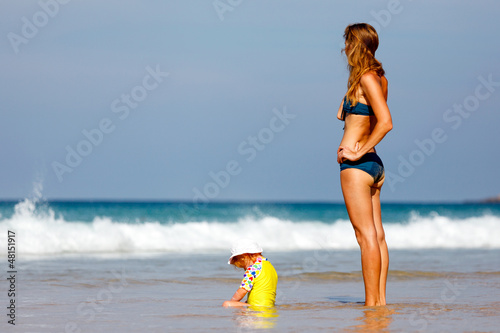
240,257,278,307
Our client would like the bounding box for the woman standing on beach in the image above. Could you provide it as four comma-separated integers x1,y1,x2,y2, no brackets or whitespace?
337,23,392,306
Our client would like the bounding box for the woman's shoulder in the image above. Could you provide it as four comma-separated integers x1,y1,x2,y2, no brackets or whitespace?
360,72,388,89
360,71,385,83
360,72,388,100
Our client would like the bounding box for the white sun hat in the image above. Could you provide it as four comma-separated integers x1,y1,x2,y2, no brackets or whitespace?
228,239,263,264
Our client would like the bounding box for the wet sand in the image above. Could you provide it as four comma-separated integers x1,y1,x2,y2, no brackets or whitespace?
5,249,500,332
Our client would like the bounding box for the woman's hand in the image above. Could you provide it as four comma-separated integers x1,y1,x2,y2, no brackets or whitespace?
337,143,361,163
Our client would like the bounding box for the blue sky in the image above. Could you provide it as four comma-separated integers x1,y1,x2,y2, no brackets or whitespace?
1,0,499,202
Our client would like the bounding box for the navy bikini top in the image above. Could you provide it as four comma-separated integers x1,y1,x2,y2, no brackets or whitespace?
341,96,374,121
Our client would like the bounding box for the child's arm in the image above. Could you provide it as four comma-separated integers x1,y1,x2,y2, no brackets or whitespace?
222,287,249,307
230,287,248,302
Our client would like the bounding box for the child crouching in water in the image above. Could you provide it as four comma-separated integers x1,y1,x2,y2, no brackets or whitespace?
223,239,278,307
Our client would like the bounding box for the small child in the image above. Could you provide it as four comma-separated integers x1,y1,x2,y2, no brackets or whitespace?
222,239,278,307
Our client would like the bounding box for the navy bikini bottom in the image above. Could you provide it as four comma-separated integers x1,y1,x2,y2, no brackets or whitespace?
340,152,385,183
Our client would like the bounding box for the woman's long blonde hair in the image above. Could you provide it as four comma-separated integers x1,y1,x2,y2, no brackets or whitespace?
343,23,385,106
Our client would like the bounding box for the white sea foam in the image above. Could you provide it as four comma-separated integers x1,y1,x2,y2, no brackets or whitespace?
1,200,499,256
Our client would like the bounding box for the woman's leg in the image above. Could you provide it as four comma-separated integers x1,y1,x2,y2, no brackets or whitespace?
371,183,388,305
340,168,381,306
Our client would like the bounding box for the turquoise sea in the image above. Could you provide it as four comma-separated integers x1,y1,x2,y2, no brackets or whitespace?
1,199,499,255
0,199,499,332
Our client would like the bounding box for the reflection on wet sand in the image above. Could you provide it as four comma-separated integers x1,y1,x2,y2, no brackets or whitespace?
347,306,395,332
234,305,279,330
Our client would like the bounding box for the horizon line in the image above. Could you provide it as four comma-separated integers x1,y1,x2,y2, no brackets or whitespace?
0,198,498,205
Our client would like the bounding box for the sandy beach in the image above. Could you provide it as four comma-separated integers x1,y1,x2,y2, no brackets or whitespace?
5,249,498,332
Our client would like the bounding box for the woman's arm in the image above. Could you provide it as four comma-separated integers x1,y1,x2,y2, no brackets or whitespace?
340,73,392,161
337,98,344,120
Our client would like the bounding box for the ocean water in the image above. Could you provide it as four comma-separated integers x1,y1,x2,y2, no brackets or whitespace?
0,199,499,332
1,199,499,255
